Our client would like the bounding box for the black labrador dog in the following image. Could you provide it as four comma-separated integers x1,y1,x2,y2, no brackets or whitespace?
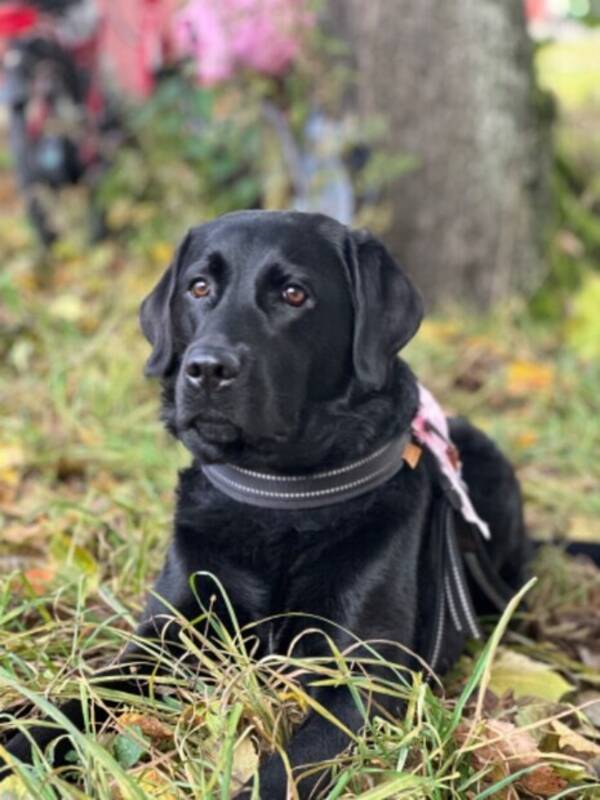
1,210,528,797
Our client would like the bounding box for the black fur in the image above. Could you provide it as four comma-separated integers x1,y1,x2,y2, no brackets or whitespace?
1,211,528,798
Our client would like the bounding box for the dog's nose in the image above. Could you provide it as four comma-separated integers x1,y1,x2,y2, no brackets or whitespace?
184,348,241,392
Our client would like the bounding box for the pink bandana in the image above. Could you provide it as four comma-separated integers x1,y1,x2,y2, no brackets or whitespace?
412,384,491,540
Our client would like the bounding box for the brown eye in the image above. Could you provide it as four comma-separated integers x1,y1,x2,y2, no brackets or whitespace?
282,284,307,307
189,278,210,299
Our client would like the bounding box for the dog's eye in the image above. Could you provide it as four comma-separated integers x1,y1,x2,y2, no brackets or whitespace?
281,284,307,307
189,278,211,299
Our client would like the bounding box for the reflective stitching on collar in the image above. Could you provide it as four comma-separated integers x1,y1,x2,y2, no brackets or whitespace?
230,441,393,483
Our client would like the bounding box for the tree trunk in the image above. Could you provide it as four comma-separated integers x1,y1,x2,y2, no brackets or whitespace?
329,0,551,310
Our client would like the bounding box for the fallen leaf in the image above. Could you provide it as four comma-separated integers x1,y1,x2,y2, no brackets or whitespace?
551,719,600,757
515,431,538,449
460,718,541,769
489,649,573,702
117,712,172,743
48,294,84,322
22,566,57,595
132,769,178,800
457,718,568,798
506,360,554,395
520,763,569,796
515,702,559,743
0,774,33,799
2,521,47,546
232,736,258,786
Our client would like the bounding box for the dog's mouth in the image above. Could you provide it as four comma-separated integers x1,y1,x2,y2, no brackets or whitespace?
187,415,240,444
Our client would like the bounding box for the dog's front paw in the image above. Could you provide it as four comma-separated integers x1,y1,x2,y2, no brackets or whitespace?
0,724,76,781
233,754,292,800
0,731,33,780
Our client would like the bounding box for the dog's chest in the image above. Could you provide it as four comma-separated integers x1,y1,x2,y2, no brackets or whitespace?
223,517,414,657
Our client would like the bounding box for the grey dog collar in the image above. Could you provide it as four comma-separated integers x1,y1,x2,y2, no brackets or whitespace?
202,432,412,509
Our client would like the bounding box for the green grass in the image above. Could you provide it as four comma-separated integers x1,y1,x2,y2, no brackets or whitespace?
1,170,600,798
537,35,600,113
537,33,600,169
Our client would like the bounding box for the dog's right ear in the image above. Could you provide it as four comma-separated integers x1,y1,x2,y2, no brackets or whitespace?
140,231,192,378
344,229,424,391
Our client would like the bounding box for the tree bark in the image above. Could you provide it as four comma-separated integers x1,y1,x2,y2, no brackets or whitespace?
329,0,551,310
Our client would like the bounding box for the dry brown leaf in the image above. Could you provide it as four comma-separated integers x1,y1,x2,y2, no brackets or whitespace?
117,712,172,743
181,705,205,728
463,719,541,769
519,764,569,796
2,521,47,546
457,719,567,798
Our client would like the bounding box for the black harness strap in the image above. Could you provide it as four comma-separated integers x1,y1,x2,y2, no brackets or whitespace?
459,526,519,613
425,497,449,672
444,502,482,640
424,469,521,672
425,494,484,673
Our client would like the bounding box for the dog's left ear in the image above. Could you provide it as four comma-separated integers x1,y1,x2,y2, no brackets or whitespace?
140,231,192,378
344,229,424,390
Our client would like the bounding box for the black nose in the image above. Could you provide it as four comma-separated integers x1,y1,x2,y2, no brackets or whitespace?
184,348,241,392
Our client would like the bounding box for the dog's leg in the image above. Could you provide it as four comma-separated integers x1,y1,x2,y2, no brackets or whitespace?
236,683,369,800
0,665,150,778
236,639,411,800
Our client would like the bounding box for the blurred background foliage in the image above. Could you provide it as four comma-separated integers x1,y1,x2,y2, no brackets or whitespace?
532,25,600,348
0,0,597,557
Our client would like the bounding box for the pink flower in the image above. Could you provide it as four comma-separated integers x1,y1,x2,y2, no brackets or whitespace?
174,0,313,85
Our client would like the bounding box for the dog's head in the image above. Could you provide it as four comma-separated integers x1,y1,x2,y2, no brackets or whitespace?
140,210,423,465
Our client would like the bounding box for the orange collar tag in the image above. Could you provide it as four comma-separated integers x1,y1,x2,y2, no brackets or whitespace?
402,441,422,469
